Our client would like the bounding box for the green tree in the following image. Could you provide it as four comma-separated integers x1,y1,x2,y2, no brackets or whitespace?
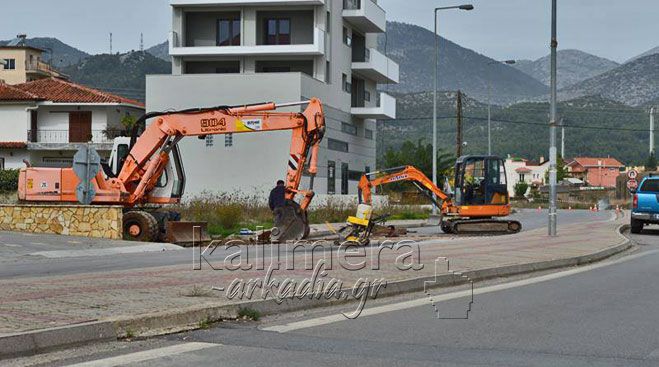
645,152,657,171
381,139,454,191
514,182,529,199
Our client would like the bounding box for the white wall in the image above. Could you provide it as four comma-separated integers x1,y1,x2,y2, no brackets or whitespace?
0,103,31,141
0,150,29,170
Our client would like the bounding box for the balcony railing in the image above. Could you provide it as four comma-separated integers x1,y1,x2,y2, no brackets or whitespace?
342,0,386,33
351,47,399,83
27,129,125,144
343,0,361,10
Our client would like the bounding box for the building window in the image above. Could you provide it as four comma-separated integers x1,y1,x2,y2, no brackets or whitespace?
265,18,291,45
342,74,351,93
365,129,374,140
519,173,525,182
2,59,16,70
364,90,371,102
325,61,331,84
217,18,240,46
343,27,352,46
0,158,4,170
328,138,349,152
365,166,371,174
327,160,336,194
205,135,214,147
341,122,357,135
225,133,233,147
341,163,349,194
326,11,331,32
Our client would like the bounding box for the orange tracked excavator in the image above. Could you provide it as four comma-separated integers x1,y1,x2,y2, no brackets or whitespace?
340,156,521,245
18,98,326,243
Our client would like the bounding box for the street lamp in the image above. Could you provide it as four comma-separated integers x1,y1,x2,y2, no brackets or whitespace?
432,3,474,215
548,0,558,236
486,59,516,156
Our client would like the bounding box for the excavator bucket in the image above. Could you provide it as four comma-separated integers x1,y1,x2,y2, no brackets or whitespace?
165,221,212,244
271,200,309,243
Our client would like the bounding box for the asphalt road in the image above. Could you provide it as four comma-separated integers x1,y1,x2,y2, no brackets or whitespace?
0,209,611,279
10,226,659,367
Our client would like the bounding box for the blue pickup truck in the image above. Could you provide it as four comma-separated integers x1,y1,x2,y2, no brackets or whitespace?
631,176,659,233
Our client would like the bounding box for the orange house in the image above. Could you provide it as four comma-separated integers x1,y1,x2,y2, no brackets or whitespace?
566,157,624,188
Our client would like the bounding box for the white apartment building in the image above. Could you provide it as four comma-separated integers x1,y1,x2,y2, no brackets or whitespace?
147,0,398,196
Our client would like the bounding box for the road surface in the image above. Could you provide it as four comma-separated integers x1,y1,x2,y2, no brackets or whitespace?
0,209,610,279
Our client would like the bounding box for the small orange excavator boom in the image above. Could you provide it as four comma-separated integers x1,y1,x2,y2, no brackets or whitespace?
18,98,326,242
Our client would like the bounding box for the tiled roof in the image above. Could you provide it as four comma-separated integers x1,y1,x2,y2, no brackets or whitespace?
515,167,532,173
0,142,27,149
0,83,42,102
13,78,144,107
569,157,624,168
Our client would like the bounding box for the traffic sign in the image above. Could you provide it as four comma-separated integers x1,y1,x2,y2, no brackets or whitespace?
72,144,101,205
627,179,638,192
627,169,638,180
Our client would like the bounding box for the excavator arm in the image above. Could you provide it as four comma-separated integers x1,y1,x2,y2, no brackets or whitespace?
112,98,325,207
358,165,452,211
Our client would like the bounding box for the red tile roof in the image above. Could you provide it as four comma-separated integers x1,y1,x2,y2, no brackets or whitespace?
568,157,624,168
0,142,27,149
13,78,144,107
515,167,532,173
0,83,42,102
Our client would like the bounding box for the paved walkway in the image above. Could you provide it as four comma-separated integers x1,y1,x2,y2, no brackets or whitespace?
0,211,626,335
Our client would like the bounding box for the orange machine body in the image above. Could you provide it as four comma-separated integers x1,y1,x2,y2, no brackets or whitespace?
18,98,326,210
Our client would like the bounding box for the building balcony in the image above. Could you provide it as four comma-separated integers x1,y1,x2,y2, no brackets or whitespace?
170,0,323,6
342,0,386,33
352,48,399,84
26,129,123,151
351,92,395,119
170,27,326,57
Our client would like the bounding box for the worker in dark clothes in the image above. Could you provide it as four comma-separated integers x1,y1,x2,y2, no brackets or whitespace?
269,180,286,211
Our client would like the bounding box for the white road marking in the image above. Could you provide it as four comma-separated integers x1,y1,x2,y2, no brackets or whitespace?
263,248,656,333
64,342,220,367
2,243,21,247
29,243,184,258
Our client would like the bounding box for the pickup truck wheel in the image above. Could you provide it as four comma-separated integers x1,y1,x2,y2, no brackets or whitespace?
123,211,159,242
630,218,644,234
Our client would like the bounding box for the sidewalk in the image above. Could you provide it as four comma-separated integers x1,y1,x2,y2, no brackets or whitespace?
0,212,630,356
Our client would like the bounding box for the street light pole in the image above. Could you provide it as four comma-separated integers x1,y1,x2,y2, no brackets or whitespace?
487,60,515,156
548,0,558,236
432,4,473,215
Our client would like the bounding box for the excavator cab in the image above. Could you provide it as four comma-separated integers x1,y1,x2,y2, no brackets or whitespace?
454,155,509,207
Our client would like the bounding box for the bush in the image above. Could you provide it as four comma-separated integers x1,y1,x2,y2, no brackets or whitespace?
0,169,19,193
514,182,529,199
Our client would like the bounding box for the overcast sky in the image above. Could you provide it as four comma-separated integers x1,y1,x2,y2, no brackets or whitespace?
2,0,657,63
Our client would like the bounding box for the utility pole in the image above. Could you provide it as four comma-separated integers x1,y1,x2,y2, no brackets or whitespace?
650,107,656,154
140,33,144,52
456,90,463,157
109,33,113,54
561,119,565,158
548,0,558,236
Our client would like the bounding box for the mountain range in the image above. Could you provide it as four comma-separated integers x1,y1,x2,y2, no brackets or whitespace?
0,37,89,68
512,49,620,89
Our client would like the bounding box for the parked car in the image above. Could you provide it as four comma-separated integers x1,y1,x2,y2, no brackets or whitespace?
631,176,659,233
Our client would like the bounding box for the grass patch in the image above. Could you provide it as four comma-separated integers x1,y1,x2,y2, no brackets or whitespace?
198,317,211,329
237,307,261,321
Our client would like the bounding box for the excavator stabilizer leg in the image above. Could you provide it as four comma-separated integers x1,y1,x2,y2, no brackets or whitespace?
271,200,309,243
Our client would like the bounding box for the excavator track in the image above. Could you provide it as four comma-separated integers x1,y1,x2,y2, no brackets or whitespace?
445,219,522,235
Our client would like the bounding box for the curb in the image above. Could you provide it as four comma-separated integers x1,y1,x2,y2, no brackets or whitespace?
0,223,633,359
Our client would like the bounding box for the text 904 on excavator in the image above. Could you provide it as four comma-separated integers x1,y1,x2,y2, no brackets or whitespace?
17,98,326,243
340,155,521,245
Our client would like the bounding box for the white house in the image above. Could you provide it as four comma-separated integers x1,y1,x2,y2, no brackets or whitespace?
0,78,144,169
504,156,550,197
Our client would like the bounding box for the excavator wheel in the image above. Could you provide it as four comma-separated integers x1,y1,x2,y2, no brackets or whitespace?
440,221,454,234
123,211,159,242
271,200,309,243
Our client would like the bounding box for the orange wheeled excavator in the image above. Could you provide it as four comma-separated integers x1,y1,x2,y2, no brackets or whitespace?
18,98,326,243
340,156,521,244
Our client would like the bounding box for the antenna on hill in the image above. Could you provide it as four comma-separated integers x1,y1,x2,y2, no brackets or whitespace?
140,33,144,52
109,33,113,54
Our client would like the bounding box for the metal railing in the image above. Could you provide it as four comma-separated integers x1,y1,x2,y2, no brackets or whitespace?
343,0,361,10
27,129,125,144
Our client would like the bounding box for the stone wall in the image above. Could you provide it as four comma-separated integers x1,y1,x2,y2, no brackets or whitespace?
0,205,123,239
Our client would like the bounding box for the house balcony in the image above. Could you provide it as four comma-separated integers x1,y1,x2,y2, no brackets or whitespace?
169,27,326,57
342,0,386,33
26,129,124,151
352,48,399,84
351,92,395,119
170,0,323,6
